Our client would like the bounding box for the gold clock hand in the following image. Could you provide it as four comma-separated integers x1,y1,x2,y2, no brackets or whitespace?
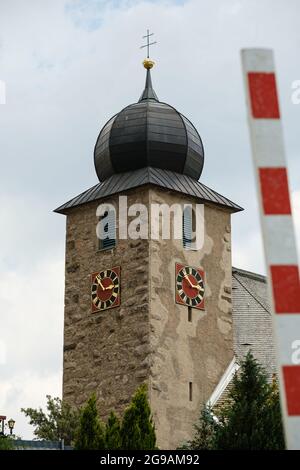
96,276,105,290
194,284,204,292
184,273,203,292
105,284,114,291
184,274,195,288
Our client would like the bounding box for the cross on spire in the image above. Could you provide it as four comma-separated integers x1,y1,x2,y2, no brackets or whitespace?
140,29,157,58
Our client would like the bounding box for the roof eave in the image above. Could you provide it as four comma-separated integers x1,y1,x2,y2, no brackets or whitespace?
54,167,244,215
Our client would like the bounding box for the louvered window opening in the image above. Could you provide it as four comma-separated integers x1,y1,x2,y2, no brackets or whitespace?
183,206,194,249
99,210,116,250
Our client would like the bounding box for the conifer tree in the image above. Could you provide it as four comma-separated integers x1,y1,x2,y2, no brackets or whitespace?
121,384,156,450
263,374,285,450
180,405,218,450
74,394,105,450
105,411,121,449
185,352,285,450
215,352,285,450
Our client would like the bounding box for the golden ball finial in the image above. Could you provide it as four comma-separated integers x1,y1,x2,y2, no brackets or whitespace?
143,58,155,70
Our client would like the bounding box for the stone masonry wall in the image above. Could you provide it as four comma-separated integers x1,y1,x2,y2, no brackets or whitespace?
63,188,151,421
148,188,234,449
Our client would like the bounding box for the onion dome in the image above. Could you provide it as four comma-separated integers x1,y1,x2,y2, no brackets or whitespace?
94,60,204,182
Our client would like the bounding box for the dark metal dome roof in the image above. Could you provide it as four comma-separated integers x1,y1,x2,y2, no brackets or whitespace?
94,69,204,182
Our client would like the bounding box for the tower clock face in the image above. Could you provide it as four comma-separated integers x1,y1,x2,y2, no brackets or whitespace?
91,267,120,312
175,263,205,310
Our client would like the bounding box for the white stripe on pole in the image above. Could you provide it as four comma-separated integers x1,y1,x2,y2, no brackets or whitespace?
242,49,275,72
288,417,300,450
263,216,298,265
241,48,300,450
276,316,300,365
251,120,285,167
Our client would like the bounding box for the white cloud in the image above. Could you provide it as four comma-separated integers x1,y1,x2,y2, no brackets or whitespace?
232,190,300,275
232,229,265,275
0,371,62,439
0,255,64,380
0,253,64,438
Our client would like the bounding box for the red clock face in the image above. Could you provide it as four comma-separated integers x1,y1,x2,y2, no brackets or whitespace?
91,267,120,312
175,263,205,310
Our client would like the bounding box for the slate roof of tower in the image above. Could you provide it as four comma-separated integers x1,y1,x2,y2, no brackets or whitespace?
232,267,276,377
54,167,243,214
94,67,205,181
209,267,277,411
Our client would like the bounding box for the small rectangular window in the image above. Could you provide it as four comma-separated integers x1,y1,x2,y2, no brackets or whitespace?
188,306,192,322
189,382,193,401
98,209,116,250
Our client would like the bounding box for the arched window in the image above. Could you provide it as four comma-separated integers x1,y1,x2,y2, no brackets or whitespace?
98,208,116,250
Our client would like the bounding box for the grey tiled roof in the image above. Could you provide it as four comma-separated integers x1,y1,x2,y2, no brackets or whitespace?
211,268,276,410
232,267,276,378
54,167,243,214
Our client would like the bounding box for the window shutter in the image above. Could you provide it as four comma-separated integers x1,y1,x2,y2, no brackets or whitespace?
183,206,193,249
99,209,116,250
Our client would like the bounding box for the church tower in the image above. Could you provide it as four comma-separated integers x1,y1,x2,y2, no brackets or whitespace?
55,56,242,449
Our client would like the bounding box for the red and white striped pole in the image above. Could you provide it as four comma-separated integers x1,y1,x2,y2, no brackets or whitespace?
241,48,300,449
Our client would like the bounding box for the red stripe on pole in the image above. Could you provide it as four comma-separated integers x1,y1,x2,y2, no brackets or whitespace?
248,72,280,118
283,365,300,415
271,265,300,313
259,168,292,214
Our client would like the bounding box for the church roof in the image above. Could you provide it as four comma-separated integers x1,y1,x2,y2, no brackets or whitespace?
54,167,243,214
208,267,277,411
56,57,243,215
232,267,276,376
94,66,205,182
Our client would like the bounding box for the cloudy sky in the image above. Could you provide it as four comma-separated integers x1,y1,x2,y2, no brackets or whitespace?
0,0,299,439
